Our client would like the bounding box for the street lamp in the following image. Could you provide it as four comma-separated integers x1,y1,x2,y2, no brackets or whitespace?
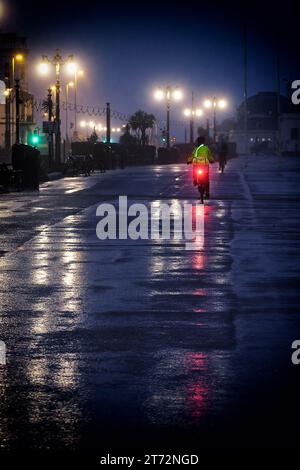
66,81,74,142
183,107,203,143
10,53,25,145
39,49,75,165
203,96,227,142
183,91,203,143
12,53,24,83
154,85,183,148
38,62,49,75
4,87,13,150
67,63,84,138
183,109,203,117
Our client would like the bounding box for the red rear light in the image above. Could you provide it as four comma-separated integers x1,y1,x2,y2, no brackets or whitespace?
198,169,203,175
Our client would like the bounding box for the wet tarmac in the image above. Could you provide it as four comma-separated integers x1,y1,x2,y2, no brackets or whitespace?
0,155,299,453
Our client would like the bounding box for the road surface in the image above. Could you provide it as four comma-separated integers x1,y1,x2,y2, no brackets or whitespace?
0,155,299,453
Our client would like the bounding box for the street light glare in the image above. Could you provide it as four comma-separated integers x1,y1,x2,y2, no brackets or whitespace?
67,62,77,74
68,81,74,87
204,99,212,109
154,89,164,101
172,89,183,101
183,109,191,117
218,99,227,109
195,108,203,117
15,54,24,62
80,121,86,128
38,62,49,75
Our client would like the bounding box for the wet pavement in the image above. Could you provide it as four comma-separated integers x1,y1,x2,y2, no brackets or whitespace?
0,155,300,453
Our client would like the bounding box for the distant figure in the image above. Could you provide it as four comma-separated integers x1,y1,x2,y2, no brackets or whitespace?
218,139,228,172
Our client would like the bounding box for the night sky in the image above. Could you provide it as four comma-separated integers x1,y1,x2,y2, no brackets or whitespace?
2,0,300,137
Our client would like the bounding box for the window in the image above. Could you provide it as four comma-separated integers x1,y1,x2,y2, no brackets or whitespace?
291,128,299,140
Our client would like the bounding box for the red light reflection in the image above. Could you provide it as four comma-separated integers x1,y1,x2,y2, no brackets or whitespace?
186,352,210,418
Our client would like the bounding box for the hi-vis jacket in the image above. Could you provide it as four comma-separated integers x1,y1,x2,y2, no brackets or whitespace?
188,144,214,164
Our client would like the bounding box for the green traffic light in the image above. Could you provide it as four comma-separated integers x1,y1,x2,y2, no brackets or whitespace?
32,136,39,144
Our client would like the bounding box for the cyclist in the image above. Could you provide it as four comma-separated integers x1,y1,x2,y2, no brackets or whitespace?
187,136,214,196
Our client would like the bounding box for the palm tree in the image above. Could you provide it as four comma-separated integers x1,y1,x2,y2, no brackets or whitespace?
128,110,155,146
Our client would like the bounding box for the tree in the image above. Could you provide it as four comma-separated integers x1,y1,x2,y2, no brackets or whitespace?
128,110,155,146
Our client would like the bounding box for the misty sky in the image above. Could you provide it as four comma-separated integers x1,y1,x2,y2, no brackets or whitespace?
2,0,300,138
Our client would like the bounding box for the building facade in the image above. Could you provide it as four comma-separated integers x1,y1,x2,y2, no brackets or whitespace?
229,92,300,155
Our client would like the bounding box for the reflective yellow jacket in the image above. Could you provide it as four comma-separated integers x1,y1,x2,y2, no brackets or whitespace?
188,144,214,164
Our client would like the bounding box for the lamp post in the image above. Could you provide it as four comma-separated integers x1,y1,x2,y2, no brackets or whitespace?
74,68,83,138
12,54,24,85
203,97,227,143
11,54,24,145
65,81,74,142
3,53,24,149
183,93,203,144
39,49,75,165
154,86,183,148
4,87,12,150
66,63,84,139
46,87,54,167
106,102,111,144
14,79,21,144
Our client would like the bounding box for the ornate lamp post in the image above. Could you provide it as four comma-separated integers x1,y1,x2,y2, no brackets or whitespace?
154,86,183,148
203,97,227,143
183,92,203,144
39,49,75,165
